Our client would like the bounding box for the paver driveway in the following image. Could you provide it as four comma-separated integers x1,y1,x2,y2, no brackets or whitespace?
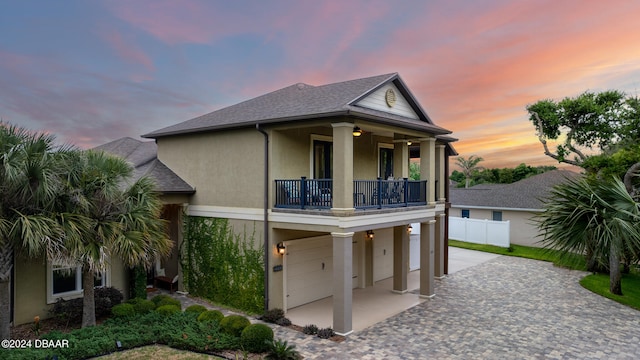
273,256,640,359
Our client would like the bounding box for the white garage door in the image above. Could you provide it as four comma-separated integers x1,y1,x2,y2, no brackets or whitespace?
410,234,420,271
285,236,359,309
373,229,394,282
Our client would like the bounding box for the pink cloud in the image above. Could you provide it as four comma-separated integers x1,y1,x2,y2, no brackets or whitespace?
101,29,155,75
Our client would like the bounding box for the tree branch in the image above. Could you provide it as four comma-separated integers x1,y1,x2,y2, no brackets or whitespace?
624,161,640,197
531,111,581,166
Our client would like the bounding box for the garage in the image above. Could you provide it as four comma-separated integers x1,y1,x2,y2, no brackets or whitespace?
284,235,360,310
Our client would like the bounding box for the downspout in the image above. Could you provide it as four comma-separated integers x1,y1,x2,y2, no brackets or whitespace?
444,153,450,275
256,124,269,311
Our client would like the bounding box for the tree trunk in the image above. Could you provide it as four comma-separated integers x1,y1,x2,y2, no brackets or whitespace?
0,242,14,340
609,246,622,295
81,265,96,328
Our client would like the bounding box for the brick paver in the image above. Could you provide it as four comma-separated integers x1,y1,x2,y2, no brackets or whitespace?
170,256,640,359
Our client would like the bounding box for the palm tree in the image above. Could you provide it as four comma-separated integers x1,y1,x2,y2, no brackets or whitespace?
55,150,172,327
536,176,640,295
455,155,484,188
0,123,72,340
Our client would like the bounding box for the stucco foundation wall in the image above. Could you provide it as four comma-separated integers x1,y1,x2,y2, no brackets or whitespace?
13,255,47,325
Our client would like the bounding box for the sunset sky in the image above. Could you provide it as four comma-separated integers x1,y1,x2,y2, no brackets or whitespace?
2,1,640,169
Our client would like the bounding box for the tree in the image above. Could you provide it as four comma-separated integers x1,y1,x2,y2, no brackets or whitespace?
527,90,640,195
455,155,484,188
536,176,640,295
0,123,75,339
54,150,172,327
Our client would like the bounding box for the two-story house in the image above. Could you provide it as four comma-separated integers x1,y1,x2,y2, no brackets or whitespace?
142,73,457,335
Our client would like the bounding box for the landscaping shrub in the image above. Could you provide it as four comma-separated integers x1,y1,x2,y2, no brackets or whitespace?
151,293,174,305
126,298,156,314
275,317,291,326
156,296,182,310
241,323,274,353
197,309,224,323
185,304,208,314
129,265,148,299
317,327,335,339
220,314,251,337
48,286,124,324
156,304,181,316
111,303,135,318
261,308,285,323
265,339,301,360
302,324,318,335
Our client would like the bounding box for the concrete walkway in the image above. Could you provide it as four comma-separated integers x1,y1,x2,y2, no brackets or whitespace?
169,250,640,359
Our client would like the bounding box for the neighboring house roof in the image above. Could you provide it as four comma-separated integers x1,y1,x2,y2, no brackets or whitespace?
449,169,581,210
94,137,195,194
142,73,453,139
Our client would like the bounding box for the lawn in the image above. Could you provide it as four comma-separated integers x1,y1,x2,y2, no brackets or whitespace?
95,345,223,359
449,240,640,311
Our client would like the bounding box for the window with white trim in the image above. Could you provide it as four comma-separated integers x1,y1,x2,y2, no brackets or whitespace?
47,262,109,304
461,209,470,218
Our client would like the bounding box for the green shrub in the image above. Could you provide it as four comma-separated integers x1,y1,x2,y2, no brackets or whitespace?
220,314,251,337
241,323,274,353
126,298,156,314
197,310,224,323
156,297,182,310
185,304,207,314
151,294,173,305
111,303,135,318
156,304,181,316
49,286,124,324
265,339,301,360
261,308,285,323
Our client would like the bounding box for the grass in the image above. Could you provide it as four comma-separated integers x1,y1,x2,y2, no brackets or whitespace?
96,345,223,359
449,239,640,311
448,239,586,270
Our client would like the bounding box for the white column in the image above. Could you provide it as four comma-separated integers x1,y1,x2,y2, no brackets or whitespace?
331,123,354,214
419,219,436,298
332,231,354,336
420,138,436,205
436,144,446,202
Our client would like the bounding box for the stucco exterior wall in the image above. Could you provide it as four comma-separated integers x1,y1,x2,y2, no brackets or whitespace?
450,206,542,247
157,129,264,208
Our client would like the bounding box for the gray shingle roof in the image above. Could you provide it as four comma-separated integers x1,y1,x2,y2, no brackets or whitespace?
143,73,452,138
449,170,581,210
94,137,195,194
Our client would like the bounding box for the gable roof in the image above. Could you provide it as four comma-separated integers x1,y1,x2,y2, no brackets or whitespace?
143,73,452,139
94,137,195,194
449,170,581,210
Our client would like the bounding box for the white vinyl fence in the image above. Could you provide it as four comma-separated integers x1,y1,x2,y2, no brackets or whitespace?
449,217,510,247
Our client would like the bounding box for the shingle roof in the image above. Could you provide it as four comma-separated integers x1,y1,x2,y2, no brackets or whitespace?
143,73,452,138
94,137,195,194
449,170,581,210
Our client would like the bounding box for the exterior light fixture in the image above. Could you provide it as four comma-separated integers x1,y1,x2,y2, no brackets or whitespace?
407,140,412,146
366,230,374,239
276,242,286,255
353,126,363,137
407,224,413,234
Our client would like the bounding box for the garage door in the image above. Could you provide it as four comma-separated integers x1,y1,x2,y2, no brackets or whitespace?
285,236,359,309
373,229,394,282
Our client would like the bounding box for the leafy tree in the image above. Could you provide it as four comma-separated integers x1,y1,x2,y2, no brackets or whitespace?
536,177,640,295
54,150,172,327
0,123,79,339
455,155,484,188
409,162,420,181
449,170,465,184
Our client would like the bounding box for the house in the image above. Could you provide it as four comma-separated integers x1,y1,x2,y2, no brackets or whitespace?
10,138,194,326
12,73,457,335
449,169,580,247
140,72,457,335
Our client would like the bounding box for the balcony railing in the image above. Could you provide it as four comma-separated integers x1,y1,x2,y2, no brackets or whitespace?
275,177,428,210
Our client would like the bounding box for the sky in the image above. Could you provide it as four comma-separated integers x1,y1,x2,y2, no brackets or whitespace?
2,0,640,169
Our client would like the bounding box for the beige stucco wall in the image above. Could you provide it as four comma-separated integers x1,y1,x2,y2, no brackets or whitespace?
450,206,542,247
12,256,130,326
157,129,264,208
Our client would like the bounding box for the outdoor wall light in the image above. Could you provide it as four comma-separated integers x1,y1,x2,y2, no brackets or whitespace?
276,242,286,255
352,126,363,137
366,230,375,239
407,224,413,234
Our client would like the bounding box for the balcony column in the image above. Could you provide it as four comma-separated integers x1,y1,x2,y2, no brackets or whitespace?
392,225,409,293
434,213,446,279
393,140,410,179
419,137,436,205
331,122,354,215
332,231,354,336
436,144,446,202
419,219,436,298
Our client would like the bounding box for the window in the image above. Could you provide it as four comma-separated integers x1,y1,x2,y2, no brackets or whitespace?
492,211,503,221
461,209,470,218
48,262,109,304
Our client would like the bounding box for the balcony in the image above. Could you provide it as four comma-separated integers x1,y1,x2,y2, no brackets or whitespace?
275,177,428,210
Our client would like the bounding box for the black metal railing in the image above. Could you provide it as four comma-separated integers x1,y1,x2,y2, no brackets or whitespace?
275,177,332,209
353,178,427,209
274,177,427,209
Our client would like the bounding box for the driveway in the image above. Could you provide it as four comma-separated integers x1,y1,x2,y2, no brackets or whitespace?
272,255,640,359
